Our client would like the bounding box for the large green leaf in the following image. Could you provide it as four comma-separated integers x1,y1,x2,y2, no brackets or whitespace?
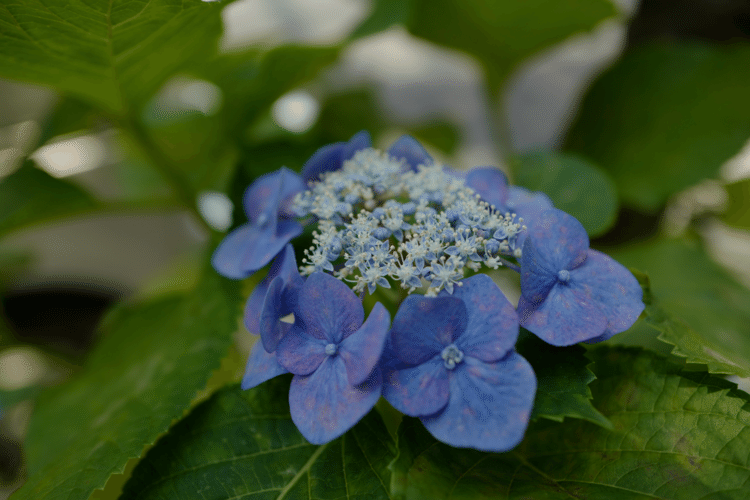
723,178,750,230
121,377,396,499
0,0,225,113
0,162,99,237
516,330,610,428
13,268,239,500
406,0,617,90
611,238,750,377
512,152,618,237
394,347,750,499
566,43,750,212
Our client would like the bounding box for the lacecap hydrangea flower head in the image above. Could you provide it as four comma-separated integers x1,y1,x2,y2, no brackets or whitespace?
213,131,645,450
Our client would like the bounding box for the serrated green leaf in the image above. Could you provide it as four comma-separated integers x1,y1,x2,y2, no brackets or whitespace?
394,347,750,499
0,162,99,237
516,330,610,429
611,238,750,377
120,377,396,499
512,151,618,237
566,43,750,212
0,0,225,113
406,0,617,90
13,267,239,500
723,178,750,229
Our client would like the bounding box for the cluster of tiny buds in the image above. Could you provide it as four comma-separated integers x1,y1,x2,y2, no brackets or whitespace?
295,147,526,296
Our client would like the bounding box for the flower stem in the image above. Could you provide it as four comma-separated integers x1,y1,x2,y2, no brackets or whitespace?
496,255,521,273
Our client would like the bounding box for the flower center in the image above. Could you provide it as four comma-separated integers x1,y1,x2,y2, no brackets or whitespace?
441,344,464,370
325,343,338,356
557,269,570,283
255,213,269,227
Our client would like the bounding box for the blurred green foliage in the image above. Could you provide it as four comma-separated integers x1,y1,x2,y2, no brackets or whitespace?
1,0,750,498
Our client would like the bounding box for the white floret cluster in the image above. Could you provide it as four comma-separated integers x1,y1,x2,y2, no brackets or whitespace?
292,147,525,296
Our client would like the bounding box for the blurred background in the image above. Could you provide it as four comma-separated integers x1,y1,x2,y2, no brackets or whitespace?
2,0,750,496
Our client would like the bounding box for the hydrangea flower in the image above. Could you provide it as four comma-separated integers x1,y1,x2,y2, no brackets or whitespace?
212,167,304,279
464,166,553,252
276,272,391,444
518,208,645,346
241,244,302,390
301,131,371,182
382,274,536,452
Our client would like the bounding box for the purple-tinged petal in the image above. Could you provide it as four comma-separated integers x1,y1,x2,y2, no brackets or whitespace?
276,325,327,375
390,295,467,366
388,135,433,171
289,356,382,444
523,208,589,272
448,274,518,362
260,277,294,352
295,273,364,343
211,223,266,279
506,187,554,248
383,356,449,417
519,235,558,303
341,130,371,162
421,353,536,452
302,142,345,183
245,244,302,334
340,302,390,386
236,219,303,277
572,249,645,343
518,283,608,346
241,341,289,390
465,167,509,210
243,168,301,224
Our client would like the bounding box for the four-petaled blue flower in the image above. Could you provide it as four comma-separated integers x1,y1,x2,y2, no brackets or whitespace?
518,208,645,346
276,272,391,444
382,274,536,452
212,167,304,279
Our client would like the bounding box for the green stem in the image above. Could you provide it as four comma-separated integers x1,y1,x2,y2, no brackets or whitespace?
121,117,215,235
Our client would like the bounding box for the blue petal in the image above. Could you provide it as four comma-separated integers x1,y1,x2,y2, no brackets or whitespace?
421,352,536,452
448,274,518,362
295,272,364,343
341,130,371,162
276,325,327,375
245,244,302,335
383,355,449,417
340,302,391,385
518,282,608,346
211,223,267,279
289,356,382,444
505,187,554,248
241,340,289,390
243,167,303,223
465,167,508,210
387,135,433,171
302,142,345,183
260,277,294,352
520,209,588,302
573,250,645,343
390,295,467,365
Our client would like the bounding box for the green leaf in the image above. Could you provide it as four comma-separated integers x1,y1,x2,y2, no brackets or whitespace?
350,0,413,40
0,0,225,113
611,238,750,377
13,267,239,500
0,162,99,237
516,330,610,428
566,43,750,212
512,151,618,236
394,347,750,499
120,377,396,499
406,0,617,90
723,178,750,229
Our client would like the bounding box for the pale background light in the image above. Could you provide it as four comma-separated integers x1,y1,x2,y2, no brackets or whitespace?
272,90,320,133
198,191,234,231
